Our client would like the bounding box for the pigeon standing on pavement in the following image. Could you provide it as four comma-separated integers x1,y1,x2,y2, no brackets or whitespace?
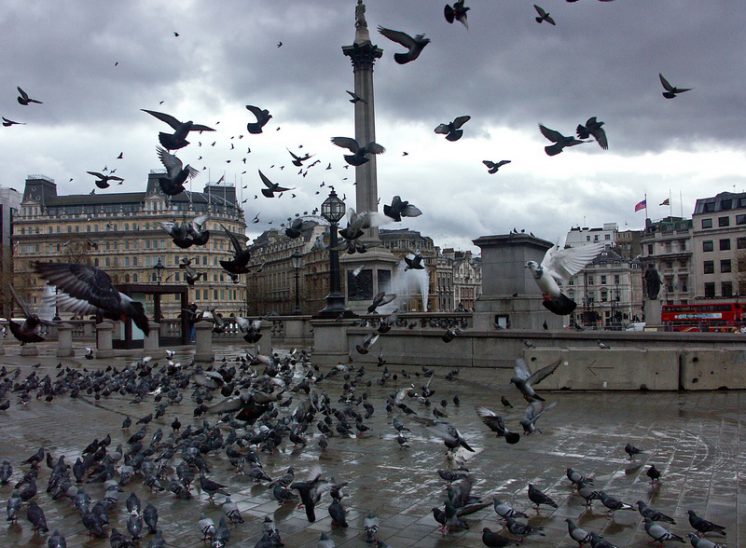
528,484,558,512
643,518,685,544
688,510,726,536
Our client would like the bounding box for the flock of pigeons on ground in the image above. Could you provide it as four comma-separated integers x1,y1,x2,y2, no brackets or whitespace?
0,344,730,547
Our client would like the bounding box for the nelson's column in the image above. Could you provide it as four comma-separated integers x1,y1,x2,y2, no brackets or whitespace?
340,0,398,314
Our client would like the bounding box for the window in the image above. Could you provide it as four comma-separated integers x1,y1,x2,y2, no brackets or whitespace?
721,259,732,273
703,240,713,252
614,275,620,285
587,276,594,285
704,282,715,298
721,199,733,210
718,216,730,227
600,275,607,285
703,261,714,274
722,281,733,298
720,239,731,251
647,244,653,254
737,214,746,225
605,234,611,240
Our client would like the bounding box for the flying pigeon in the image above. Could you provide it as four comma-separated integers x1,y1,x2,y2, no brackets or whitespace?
659,73,692,99
368,291,396,313
533,4,556,25
356,332,380,355
156,147,198,195
258,170,294,197
285,217,316,239
33,262,150,333
219,224,252,274
521,400,557,434
86,171,124,189
476,407,520,444
410,415,475,453
525,241,605,314
178,257,206,286
444,1,470,28
288,148,313,167
483,160,511,174
7,285,54,344
434,115,471,141
141,109,215,150
539,124,586,156
404,252,425,271
511,357,561,402
245,104,272,133
576,117,608,149
383,196,422,222
2,117,25,126
331,137,385,166
345,90,366,104
17,86,42,105
377,27,430,64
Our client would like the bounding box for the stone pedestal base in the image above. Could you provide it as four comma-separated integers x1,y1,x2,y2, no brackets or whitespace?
95,320,114,358
56,323,74,357
20,345,39,357
194,320,214,363
144,322,160,351
644,299,662,328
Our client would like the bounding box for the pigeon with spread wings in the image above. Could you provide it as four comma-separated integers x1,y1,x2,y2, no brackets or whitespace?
219,224,252,275
156,147,198,196
377,27,430,64
434,115,471,142
33,262,149,333
141,109,215,150
7,286,54,344
331,137,385,167
258,170,294,197
539,124,586,156
659,73,691,99
245,105,272,134
526,241,605,314
511,357,561,402
87,171,124,189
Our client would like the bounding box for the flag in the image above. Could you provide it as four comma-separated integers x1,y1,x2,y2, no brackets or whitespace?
659,198,670,206
634,199,646,212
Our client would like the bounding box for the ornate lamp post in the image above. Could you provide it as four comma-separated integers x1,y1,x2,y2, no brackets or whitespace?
291,249,303,315
153,258,165,285
152,258,164,322
318,188,349,317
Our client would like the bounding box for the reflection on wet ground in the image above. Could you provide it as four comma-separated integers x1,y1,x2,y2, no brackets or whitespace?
0,342,743,547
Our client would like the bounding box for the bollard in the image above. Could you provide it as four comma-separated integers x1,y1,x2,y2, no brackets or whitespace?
56,323,74,357
95,320,114,358
194,320,214,363
144,322,160,351
20,344,39,356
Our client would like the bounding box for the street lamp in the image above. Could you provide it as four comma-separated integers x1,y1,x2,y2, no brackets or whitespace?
152,258,164,322
317,188,349,317
153,258,165,285
291,248,303,315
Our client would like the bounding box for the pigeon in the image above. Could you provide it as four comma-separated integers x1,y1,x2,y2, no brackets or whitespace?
643,518,685,544
219,224,252,275
588,532,620,548
377,26,430,64
290,467,328,523
659,73,692,99
434,115,471,141
222,497,244,524
625,443,644,459
2,117,25,126
143,503,158,534
383,196,422,222
141,109,215,150
368,291,396,313
595,491,635,516
483,160,511,174
33,262,150,333
288,149,313,167
86,171,124,189
364,513,380,543
539,124,586,156
566,468,593,488
505,517,545,541
356,332,380,355
285,217,316,239
346,90,366,103
482,527,517,547
444,1,470,28
492,498,529,521
404,252,425,271
576,117,608,149
331,136,385,166
328,498,348,527
647,464,662,483
686,533,726,547
258,169,294,197
245,105,272,134
476,407,520,444
521,400,557,434
47,530,67,548
688,510,726,536
566,518,592,546
199,474,230,502
525,241,605,315
636,501,676,524
160,221,194,248
410,416,475,453
17,86,43,105
511,357,561,402
178,258,206,286
318,532,336,548
156,147,198,195
528,483,557,512
198,515,216,541
26,500,49,533
7,285,54,344
533,4,556,25
441,326,462,343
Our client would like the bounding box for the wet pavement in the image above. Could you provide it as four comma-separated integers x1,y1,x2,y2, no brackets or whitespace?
0,341,743,547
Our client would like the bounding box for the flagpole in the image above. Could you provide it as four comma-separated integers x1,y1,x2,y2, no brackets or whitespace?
680,190,683,217
644,192,648,219
668,188,672,217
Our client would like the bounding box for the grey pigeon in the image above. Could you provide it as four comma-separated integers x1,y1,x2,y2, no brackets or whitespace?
566,518,591,545
444,1,470,28
688,510,726,536
520,400,557,434
637,500,676,524
199,515,216,541
477,407,520,444
331,136,385,166
539,124,585,155
527,483,557,511
595,490,635,517
483,160,511,174
644,518,685,544
589,532,620,548
141,109,215,150
505,517,545,540
377,26,430,64
492,498,528,520
482,527,517,546
383,195,422,222
86,171,124,189
127,511,143,540
687,533,726,547
576,117,608,149
17,86,43,105
27,500,49,533
434,115,471,141
534,4,556,25
143,503,158,534
246,105,272,134
625,443,644,459
346,90,366,104
364,513,379,543
510,357,561,402
47,529,67,547
659,73,692,99
259,169,294,197
318,532,336,548
222,496,244,524
156,147,198,195
2,116,25,126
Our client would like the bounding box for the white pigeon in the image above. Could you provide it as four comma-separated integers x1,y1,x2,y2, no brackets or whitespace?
525,241,605,315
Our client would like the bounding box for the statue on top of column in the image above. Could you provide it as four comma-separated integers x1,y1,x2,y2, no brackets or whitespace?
354,0,371,44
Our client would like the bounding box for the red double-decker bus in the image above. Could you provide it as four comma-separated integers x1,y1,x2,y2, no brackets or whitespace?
661,302,745,332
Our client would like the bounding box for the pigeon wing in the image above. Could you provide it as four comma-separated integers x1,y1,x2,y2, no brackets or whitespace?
220,224,243,254
156,147,183,178
538,124,564,143
9,285,34,318
526,358,562,385
141,109,182,130
540,242,605,283
434,123,450,135
401,204,422,218
452,115,471,129
377,27,416,49
513,357,531,381
658,73,674,92
33,262,121,313
331,137,360,153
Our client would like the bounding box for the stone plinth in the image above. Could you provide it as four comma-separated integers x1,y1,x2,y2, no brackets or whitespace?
144,322,160,351
194,320,214,363
20,344,39,357
341,247,399,315
56,323,74,357
95,320,114,358
644,298,662,327
473,234,560,330
311,319,351,367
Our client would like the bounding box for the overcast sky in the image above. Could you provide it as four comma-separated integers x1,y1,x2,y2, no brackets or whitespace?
2,0,745,253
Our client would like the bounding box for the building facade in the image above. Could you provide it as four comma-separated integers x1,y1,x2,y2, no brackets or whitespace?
0,187,22,319
639,216,693,304
12,174,248,319
691,192,746,299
